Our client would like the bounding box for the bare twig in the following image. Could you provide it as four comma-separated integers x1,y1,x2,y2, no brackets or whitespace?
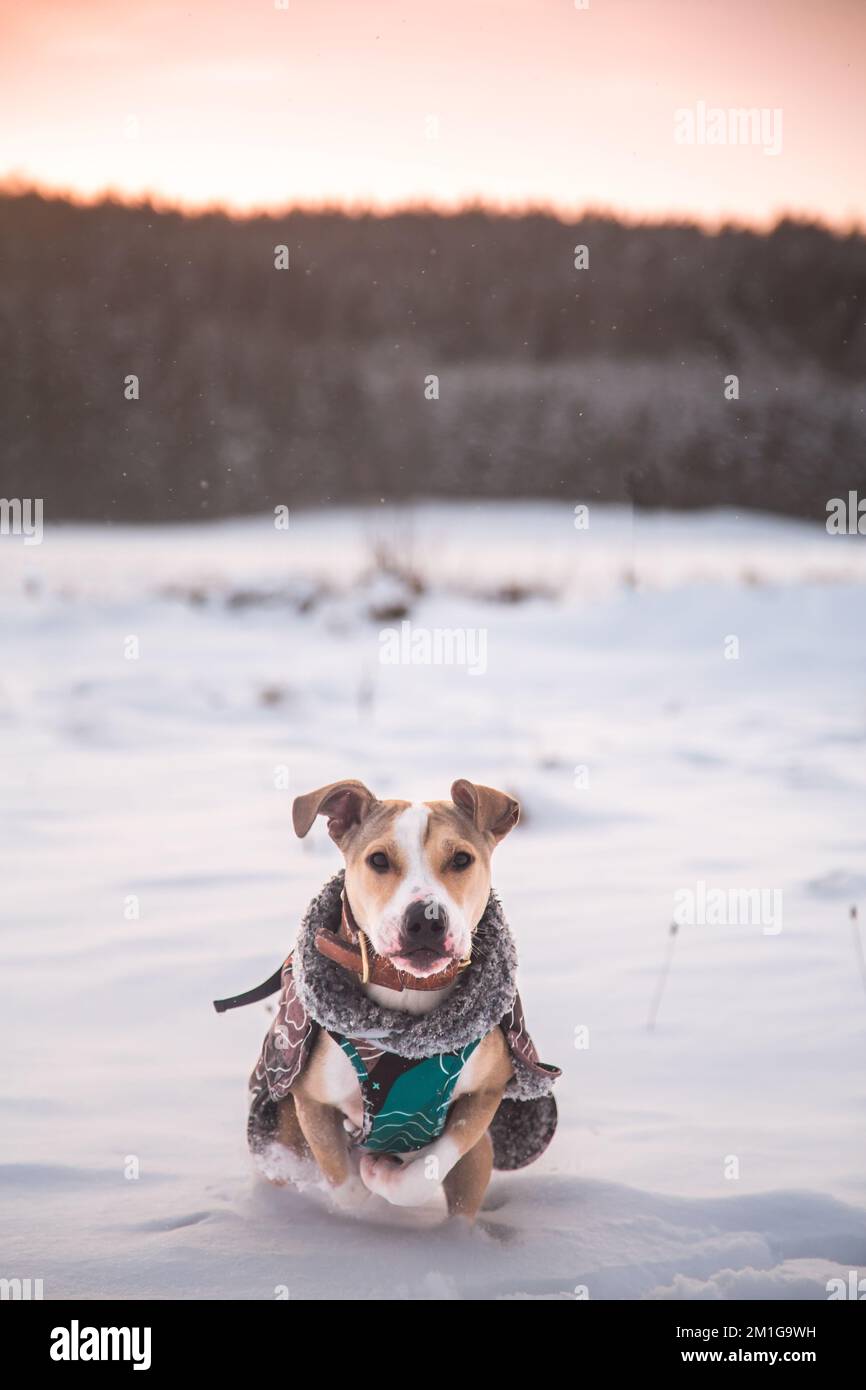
851,905,866,1000
647,921,679,1032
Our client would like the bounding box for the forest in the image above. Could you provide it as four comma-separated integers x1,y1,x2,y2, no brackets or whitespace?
1,190,864,521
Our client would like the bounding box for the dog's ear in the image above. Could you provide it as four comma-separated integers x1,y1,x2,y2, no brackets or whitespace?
292,780,377,844
451,779,519,843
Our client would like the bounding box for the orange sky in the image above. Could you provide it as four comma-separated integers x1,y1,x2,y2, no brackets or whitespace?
1,0,863,226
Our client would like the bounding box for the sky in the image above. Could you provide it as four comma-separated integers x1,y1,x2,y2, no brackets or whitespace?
0,0,863,227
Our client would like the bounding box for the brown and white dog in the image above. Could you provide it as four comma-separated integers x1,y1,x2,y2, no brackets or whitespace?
274,778,520,1220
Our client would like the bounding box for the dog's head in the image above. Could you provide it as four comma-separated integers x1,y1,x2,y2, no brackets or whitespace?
292,779,519,978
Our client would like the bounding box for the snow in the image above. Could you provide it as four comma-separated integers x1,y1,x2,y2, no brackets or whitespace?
2,501,865,1300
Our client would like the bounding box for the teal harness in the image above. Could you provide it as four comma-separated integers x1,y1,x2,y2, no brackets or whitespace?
332,1032,482,1153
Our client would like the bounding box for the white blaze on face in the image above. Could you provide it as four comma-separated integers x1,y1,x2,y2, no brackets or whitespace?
369,803,471,962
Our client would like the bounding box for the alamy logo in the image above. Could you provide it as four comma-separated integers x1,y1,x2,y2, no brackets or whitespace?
0,497,43,545
674,102,782,156
50,1320,152,1371
0,1277,43,1299
826,1270,865,1299
826,492,866,535
379,620,488,676
674,881,783,935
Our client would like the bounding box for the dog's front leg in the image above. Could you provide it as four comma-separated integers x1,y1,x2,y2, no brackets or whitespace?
290,1091,368,1210
291,1092,349,1186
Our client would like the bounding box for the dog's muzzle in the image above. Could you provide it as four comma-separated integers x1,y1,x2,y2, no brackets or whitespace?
313,892,468,992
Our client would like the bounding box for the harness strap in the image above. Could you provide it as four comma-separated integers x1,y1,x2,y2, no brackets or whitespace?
212,961,287,1013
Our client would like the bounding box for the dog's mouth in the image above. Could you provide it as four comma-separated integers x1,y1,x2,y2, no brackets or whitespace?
389,947,454,978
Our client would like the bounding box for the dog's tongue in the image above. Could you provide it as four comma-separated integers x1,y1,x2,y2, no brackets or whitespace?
396,948,450,974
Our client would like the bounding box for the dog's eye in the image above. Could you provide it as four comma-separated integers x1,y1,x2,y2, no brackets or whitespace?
452,851,473,870
367,852,390,873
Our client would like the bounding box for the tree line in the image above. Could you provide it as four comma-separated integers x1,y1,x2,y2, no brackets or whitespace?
1,190,864,521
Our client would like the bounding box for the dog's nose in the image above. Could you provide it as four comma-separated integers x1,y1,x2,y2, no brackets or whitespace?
401,899,448,951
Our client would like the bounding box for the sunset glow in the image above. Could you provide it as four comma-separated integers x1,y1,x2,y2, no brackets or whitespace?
1,0,864,226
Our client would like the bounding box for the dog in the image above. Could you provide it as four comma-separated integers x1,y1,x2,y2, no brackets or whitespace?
272,777,522,1220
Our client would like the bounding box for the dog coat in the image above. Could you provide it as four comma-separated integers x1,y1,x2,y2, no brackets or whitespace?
327,1031,482,1153
221,872,561,1171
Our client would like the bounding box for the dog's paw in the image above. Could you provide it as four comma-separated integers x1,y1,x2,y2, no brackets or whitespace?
359,1152,442,1208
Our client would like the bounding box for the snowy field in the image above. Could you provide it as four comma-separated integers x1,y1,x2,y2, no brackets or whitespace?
2,500,866,1301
